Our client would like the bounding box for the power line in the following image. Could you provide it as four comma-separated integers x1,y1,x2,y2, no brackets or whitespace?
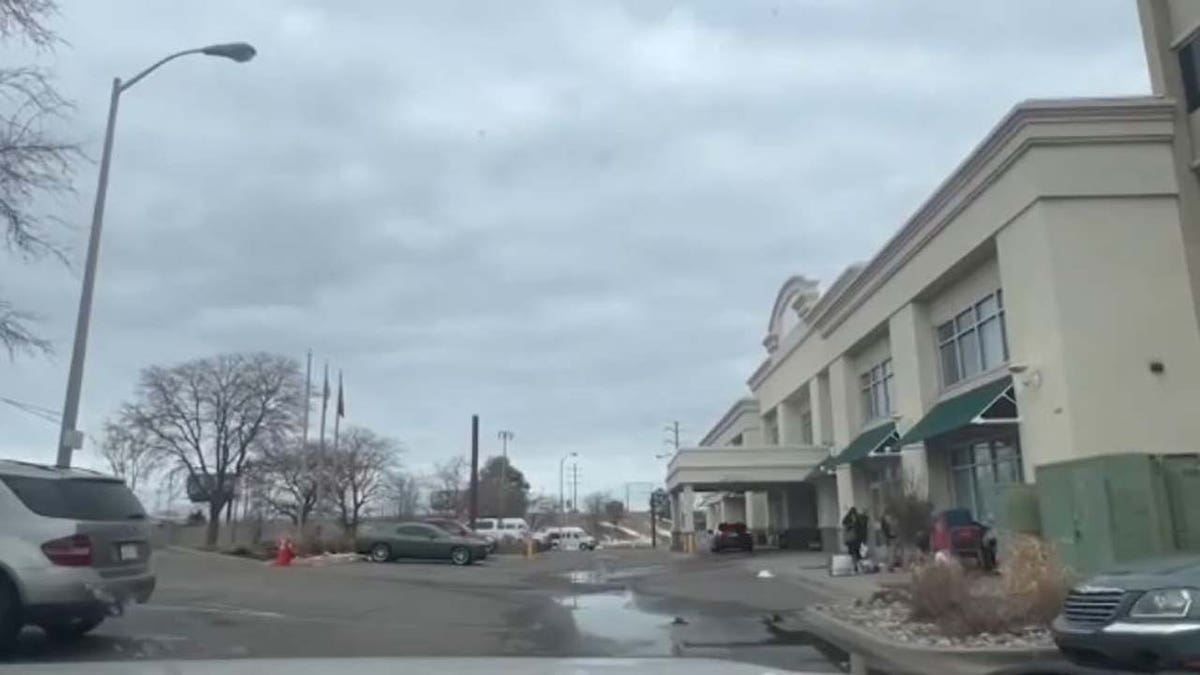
0,395,61,425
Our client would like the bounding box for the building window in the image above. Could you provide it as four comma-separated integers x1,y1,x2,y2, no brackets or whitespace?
950,437,1023,524
1180,37,1200,112
859,358,894,423
936,290,1008,388
800,410,814,445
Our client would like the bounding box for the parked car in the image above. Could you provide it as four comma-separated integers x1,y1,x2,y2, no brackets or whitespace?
423,518,495,554
472,517,530,543
1052,555,1200,671
0,460,156,652
711,522,753,553
541,526,596,551
356,521,488,566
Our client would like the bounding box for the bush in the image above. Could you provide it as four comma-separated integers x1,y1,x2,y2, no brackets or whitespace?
882,482,933,563
898,535,1072,637
999,534,1073,624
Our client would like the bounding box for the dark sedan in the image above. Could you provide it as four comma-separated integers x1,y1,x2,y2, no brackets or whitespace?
1052,555,1200,671
711,522,753,553
355,522,488,566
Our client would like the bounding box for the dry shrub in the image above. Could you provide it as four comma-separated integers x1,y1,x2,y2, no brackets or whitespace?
999,534,1073,624
907,555,969,621
899,535,1071,637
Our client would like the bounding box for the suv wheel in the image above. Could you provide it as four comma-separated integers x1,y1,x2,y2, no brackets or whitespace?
0,576,20,654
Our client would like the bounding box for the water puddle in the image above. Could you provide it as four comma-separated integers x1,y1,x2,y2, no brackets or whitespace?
554,568,848,670
556,591,677,655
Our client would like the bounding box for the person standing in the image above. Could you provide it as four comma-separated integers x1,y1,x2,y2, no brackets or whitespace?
880,510,899,571
842,507,861,572
854,509,870,570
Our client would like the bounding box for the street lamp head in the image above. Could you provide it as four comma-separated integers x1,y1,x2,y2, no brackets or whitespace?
201,42,257,63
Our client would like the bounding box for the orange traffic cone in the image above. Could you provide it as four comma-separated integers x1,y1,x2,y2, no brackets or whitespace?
273,537,295,567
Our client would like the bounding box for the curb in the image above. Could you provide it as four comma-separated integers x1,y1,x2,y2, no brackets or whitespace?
794,606,1061,675
163,545,266,563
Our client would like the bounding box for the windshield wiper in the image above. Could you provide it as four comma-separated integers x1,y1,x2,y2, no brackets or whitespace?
126,513,146,520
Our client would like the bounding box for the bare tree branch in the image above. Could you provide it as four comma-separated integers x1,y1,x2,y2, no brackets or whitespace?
330,427,399,536
95,414,162,493
0,0,59,48
0,0,78,360
121,352,304,547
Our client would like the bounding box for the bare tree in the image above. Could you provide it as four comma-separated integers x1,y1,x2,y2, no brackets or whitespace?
1,0,79,358
122,352,304,547
429,456,468,519
95,415,162,493
329,427,398,536
256,440,323,526
583,492,609,536
604,499,625,529
388,472,421,520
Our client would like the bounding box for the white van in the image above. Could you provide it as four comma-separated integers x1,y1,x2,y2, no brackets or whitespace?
542,526,596,551
472,517,530,542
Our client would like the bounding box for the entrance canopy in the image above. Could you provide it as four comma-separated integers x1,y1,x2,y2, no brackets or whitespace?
896,376,1017,447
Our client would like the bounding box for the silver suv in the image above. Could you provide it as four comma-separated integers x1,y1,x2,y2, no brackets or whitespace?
0,460,155,651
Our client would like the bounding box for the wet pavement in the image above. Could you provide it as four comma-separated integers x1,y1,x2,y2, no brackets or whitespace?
550,562,848,671
0,547,848,672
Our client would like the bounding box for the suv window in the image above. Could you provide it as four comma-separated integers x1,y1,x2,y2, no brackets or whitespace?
0,476,145,521
475,520,495,530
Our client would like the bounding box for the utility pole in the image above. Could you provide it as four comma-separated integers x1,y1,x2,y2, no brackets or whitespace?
664,420,681,450
570,463,579,514
497,430,513,517
299,350,312,533
469,415,480,528
558,452,577,528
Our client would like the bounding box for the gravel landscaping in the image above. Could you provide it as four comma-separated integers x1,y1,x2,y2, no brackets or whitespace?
816,597,1055,650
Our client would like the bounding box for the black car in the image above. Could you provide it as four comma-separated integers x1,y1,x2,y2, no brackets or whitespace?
1052,555,1200,671
710,522,753,553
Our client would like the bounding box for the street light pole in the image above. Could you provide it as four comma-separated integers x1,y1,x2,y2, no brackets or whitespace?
558,451,577,528
55,43,256,468
497,430,513,517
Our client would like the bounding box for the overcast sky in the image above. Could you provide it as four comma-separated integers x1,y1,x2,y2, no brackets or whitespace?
0,1,1149,505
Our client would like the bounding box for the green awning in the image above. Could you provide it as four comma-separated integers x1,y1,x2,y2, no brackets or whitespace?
895,376,1016,446
831,422,898,466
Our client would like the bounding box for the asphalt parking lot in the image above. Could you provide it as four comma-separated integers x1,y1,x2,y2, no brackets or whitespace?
0,546,845,671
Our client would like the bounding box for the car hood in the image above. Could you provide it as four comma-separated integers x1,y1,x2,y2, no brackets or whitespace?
1084,555,1200,591
2,657,811,674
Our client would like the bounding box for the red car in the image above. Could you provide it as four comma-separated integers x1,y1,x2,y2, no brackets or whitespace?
711,522,754,553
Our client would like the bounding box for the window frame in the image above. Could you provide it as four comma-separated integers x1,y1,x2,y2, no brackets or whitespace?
949,437,1023,523
936,290,1008,389
859,357,894,424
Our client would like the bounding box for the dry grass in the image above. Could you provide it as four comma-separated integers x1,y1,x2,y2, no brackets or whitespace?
892,536,1072,637
999,534,1073,624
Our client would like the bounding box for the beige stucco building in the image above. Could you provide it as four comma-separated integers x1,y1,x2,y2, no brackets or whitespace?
666,0,1200,551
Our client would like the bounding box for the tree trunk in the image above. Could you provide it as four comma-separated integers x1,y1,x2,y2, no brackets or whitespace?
205,500,223,548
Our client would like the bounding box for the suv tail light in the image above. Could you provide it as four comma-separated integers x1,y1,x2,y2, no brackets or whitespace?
42,534,93,566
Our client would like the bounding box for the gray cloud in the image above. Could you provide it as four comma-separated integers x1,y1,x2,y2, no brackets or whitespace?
1,0,1147,498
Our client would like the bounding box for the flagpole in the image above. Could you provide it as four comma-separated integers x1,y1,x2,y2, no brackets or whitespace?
333,370,343,454
315,361,330,531
299,349,312,532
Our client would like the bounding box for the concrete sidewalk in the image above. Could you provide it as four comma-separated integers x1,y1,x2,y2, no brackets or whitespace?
731,550,906,603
